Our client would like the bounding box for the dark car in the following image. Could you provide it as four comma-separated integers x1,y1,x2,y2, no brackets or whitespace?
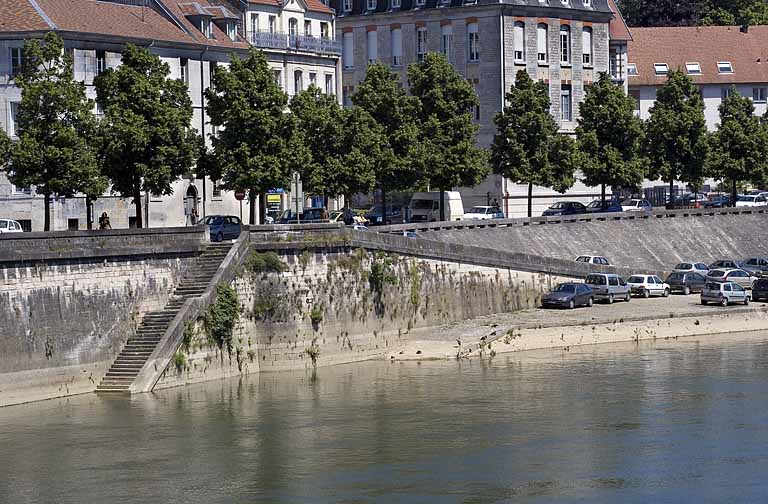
586,199,623,213
703,194,731,208
541,283,594,309
665,271,707,295
542,201,587,217
366,205,403,226
752,278,768,302
709,259,745,270
201,215,242,242
742,257,768,276
275,208,329,224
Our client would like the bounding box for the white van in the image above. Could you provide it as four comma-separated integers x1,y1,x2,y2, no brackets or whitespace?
409,192,465,222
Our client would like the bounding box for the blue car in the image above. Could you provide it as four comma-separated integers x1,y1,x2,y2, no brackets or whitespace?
586,199,624,213
201,215,242,242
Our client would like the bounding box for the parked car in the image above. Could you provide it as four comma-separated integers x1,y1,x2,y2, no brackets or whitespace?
673,193,707,208
620,199,653,212
673,262,710,276
705,268,756,289
701,281,750,306
584,273,630,304
575,255,611,266
541,283,594,309
201,215,242,242
742,257,768,276
735,194,768,207
752,278,768,302
463,206,504,220
666,272,707,295
542,201,587,217
709,259,746,270
586,199,624,213
703,194,731,208
367,205,405,225
627,274,671,298
0,219,23,233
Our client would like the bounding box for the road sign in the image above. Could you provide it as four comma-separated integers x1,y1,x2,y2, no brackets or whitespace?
234,189,246,201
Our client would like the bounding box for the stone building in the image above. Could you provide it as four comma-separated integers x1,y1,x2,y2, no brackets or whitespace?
332,0,631,216
0,0,341,231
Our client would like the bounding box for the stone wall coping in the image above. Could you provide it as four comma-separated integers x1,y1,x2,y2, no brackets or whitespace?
374,206,768,234
248,222,345,232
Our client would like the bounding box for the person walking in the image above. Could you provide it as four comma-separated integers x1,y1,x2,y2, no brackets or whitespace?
98,212,112,230
190,206,198,226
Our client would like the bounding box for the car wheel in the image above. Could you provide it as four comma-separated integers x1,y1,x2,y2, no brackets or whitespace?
643,289,650,299
745,296,750,306
216,232,224,242
569,300,575,310
701,300,708,305
624,292,631,302
684,286,691,296
588,297,594,307
721,297,728,307
663,288,670,298
608,294,614,304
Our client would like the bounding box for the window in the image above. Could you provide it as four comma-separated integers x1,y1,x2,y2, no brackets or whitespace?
325,74,334,94
201,19,213,38
582,27,592,66
212,180,222,198
320,22,329,38
294,70,303,94
441,24,453,62
721,87,732,100
367,30,378,63
367,0,376,10
513,22,525,61
8,102,19,137
227,22,237,41
68,219,80,231
584,0,591,6
717,61,733,74
415,0,425,7
268,16,277,33
273,69,282,88
391,28,402,66
343,0,352,11
289,18,298,38
343,32,354,69
392,0,401,8
96,50,106,75
250,13,258,35
10,47,23,77
304,20,312,36
309,72,317,86
467,23,479,62
627,63,638,76
343,86,353,106
559,25,570,64
416,27,427,62
686,62,701,75
654,63,668,75
754,87,767,102
561,84,572,121
537,24,548,63
180,57,189,84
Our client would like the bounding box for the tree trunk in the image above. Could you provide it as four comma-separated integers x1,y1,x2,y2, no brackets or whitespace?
601,183,606,209
134,189,143,229
86,196,93,231
259,192,267,224
732,179,737,208
249,189,257,225
439,189,446,222
668,178,674,209
44,193,51,232
527,182,533,218
380,187,386,225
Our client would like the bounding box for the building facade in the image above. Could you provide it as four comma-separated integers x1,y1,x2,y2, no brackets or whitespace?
332,0,631,216
0,0,341,231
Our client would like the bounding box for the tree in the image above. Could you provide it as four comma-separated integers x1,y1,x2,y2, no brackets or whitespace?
707,90,768,204
352,63,420,220
577,73,646,207
617,0,702,27
290,86,376,205
205,48,308,224
645,70,709,205
490,70,578,218
408,53,488,221
8,32,106,231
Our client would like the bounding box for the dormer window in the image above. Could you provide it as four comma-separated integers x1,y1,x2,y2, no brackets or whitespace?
718,61,733,74
367,0,376,11
584,0,591,6
227,22,237,41
685,62,701,75
201,19,213,38
391,0,401,8
415,0,425,8
627,63,638,76
654,63,668,75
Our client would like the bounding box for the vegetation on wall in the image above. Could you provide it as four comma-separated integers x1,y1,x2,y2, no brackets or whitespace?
244,251,287,275
204,285,242,355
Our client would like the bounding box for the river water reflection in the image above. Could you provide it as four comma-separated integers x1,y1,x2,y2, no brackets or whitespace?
4,333,768,503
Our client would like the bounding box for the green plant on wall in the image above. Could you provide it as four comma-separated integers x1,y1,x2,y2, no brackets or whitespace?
305,338,320,367
298,250,312,272
182,322,195,353
369,253,398,294
173,351,187,374
309,304,324,331
204,285,242,355
409,262,422,311
243,251,287,275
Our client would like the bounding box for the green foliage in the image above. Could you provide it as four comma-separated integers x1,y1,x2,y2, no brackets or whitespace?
408,53,489,220
244,251,287,274
577,73,647,203
9,33,107,231
305,339,320,367
173,352,187,373
369,253,398,294
182,323,194,353
94,44,199,228
491,70,577,217
645,70,709,198
298,250,312,271
618,0,768,27
707,90,768,203
204,285,241,354
205,48,309,223
409,263,422,310
309,304,324,330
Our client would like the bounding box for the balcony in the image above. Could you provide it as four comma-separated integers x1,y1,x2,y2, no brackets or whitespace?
248,31,342,55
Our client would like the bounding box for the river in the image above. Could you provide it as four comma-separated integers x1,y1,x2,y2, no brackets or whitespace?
3,333,768,503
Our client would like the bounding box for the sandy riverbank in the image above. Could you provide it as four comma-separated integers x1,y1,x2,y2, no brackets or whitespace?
393,295,768,361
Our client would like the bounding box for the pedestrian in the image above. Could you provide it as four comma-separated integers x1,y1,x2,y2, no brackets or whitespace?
98,212,112,230
190,206,198,226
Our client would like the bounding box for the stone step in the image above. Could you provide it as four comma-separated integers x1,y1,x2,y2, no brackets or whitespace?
95,386,130,393
114,356,148,362
106,371,140,378
119,351,154,357
100,378,134,385
142,314,176,321
123,344,158,350
111,364,145,370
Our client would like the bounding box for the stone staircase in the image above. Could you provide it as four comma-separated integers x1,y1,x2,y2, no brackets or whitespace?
96,242,233,393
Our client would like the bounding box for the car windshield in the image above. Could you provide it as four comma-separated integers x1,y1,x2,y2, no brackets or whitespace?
756,279,768,288
585,275,604,285
201,216,223,225
549,202,567,209
705,282,722,291
737,195,756,202
668,273,685,281
709,270,725,277
675,263,693,270
412,200,433,210
620,199,636,206
468,207,488,214
554,284,576,293
628,276,645,283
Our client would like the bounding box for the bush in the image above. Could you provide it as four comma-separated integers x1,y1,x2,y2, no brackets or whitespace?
309,305,324,331
244,251,287,275
204,285,242,354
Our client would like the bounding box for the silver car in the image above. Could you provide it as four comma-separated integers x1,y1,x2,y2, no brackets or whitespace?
705,268,756,289
584,273,630,304
701,281,750,306
742,257,768,276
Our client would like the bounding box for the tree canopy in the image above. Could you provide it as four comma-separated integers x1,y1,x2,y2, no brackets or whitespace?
577,73,646,206
9,32,106,231
94,43,198,228
617,0,768,27
490,70,577,218
407,53,488,220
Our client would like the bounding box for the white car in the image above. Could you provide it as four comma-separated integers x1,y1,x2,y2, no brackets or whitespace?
463,206,504,220
0,219,23,233
575,255,611,266
620,199,653,212
735,194,767,207
672,261,710,276
627,274,670,298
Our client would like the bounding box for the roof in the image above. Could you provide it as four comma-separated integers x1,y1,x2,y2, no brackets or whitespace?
607,0,631,41
333,0,613,18
628,26,768,87
0,0,248,50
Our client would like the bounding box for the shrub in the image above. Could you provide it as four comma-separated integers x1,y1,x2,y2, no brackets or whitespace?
204,285,242,354
244,251,287,275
